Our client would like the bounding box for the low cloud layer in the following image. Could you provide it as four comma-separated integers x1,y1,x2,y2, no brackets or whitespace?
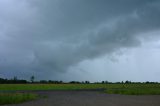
0,0,160,80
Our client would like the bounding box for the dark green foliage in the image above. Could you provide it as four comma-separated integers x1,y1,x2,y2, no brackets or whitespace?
85,81,90,84
0,93,38,105
0,78,27,84
69,81,81,84
30,76,35,83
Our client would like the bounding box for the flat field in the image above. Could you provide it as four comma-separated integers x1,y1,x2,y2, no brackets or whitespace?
2,91,160,106
0,83,160,95
1,84,160,105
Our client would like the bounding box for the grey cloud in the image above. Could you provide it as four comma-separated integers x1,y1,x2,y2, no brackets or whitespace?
0,0,160,80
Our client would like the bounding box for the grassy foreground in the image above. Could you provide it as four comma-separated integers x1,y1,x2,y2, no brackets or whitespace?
0,93,38,105
0,84,160,105
106,88,160,95
0,84,160,95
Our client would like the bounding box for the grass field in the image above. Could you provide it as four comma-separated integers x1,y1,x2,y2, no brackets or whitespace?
0,83,160,95
0,83,160,105
0,93,38,105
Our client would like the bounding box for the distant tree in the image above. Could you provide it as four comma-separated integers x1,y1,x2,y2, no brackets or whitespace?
48,80,53,83
85,81,90,84
105,81,109,84
59,80,63,84
69,81,81,84
13,76,18,81
0,78,6,84
12,76,18,83
125,80,131,84
40,80,47,83
115,82,121,84
30,76,35,83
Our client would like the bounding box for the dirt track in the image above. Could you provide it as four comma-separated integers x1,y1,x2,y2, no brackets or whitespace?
4,91,160,106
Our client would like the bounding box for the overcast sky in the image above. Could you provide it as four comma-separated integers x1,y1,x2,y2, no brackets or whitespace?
0,0,160,82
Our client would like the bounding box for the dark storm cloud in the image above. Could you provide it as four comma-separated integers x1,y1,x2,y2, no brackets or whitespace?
0,0,160,79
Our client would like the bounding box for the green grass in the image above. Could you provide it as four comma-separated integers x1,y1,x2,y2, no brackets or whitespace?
0,84,159,105
0,84,160,95
104,84,160,95
106,88,160,95
0,93,38,105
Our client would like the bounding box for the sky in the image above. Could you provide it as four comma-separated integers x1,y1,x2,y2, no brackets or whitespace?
0,0,160,82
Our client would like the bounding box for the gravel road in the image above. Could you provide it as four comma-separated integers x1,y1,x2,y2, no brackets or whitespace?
3,91,160,106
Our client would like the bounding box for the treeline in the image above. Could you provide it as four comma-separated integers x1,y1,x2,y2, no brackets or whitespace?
0,77,27,84
0,77,159,84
